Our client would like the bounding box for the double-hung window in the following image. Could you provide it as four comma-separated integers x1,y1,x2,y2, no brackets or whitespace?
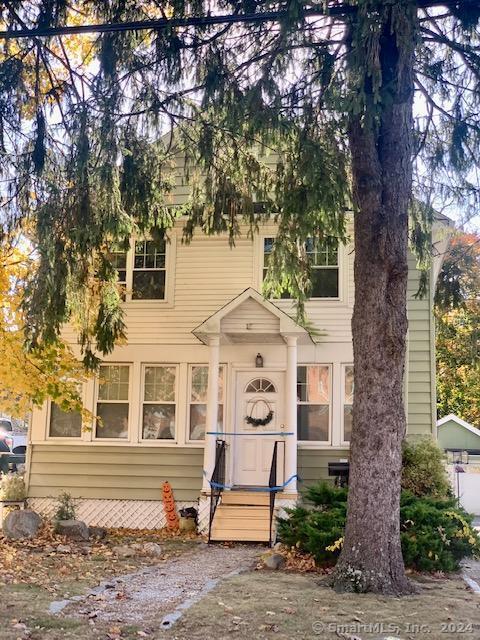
108,238,168,301
188,365,224,441
263,237,339,298
343,365,354,442
142,365,177,440
49,403,82,438
297,365,331,442
96,365,130,439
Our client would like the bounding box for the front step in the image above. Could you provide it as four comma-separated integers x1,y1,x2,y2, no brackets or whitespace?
209,491,274,543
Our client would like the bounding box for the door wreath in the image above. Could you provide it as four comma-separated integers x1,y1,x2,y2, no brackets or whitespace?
245,399,274,426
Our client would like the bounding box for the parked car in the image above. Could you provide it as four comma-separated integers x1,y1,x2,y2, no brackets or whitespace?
0,418,27,473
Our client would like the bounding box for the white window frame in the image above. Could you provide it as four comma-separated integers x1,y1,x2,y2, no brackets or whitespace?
341,363,354,445
186,364,226,444
93,363,133,442
47,385,85,441
139,363,179,444
111,232,176,307
297,363,332,446
256,232,344,302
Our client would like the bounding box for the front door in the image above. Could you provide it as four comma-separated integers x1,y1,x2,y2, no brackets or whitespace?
233,370,285,486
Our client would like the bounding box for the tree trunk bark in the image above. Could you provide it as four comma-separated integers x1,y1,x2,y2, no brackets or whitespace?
332,6,417,595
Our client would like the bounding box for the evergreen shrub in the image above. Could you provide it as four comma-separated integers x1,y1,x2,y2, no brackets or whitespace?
277,482,480,572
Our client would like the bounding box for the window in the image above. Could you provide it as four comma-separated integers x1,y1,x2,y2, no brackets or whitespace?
263,237,339,298
245,378,276,393
142,366,177,440
109,249,127,300
49,404,82,438
133,239,166,300
297,365,331,441
188,365,224,441
96,365,130,439
343,365,354,442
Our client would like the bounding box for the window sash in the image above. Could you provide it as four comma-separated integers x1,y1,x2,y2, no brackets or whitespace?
263,237,340,299
342,364,354,443
109,239,168,302
297,365,331,443
49,403,83,438
95,365,130,440
187,365,225,442
141,365,177,441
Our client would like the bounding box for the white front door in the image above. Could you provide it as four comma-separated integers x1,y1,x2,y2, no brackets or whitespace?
233,370,285,486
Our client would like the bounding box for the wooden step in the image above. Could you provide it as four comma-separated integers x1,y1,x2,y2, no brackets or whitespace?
221,491,270,506
210,528,271,542
215,505,269,519
209,500,274,543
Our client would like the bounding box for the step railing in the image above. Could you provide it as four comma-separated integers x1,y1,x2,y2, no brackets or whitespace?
208,438,226,543
268,440,284,546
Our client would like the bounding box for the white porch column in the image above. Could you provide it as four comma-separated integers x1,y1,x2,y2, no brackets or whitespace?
284,335,298,494
202,335,220,492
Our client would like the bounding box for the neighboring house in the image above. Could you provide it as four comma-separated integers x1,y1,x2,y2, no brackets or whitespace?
24,159,451,539
437,414,480,516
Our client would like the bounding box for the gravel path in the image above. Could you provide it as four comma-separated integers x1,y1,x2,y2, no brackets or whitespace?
61,542,263,629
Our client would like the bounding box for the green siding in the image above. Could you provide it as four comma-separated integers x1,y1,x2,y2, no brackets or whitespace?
298,449,349,489
406,253,435,438
28,444,203,501
438,420,480,451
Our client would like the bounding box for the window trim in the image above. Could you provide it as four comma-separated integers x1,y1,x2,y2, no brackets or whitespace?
341,363,354,445
139,363,179,443
47,385,85,441
258,233,343,302
297,363,332,445
186,363,226,444
112,232,176,307
93,363,133,441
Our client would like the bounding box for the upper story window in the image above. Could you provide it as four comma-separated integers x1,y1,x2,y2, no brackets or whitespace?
109,237,169,302
133,240,166,300
263,237,339,298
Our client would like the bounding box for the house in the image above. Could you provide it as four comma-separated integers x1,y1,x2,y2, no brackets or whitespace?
24,158,451,540
437,414,480,516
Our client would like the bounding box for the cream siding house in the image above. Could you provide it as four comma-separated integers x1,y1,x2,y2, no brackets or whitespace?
25,167,449,535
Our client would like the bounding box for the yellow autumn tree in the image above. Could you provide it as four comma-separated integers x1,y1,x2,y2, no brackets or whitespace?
0,234,86,417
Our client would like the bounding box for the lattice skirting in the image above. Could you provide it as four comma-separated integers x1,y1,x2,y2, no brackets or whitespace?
28,498,198,530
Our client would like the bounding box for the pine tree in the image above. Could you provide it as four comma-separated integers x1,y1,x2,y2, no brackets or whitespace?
1,0,479,594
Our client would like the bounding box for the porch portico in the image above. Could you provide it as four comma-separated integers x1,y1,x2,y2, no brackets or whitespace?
193,288,311,498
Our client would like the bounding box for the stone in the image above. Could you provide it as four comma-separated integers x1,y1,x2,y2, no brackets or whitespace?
89,526,107,540
56,544,72,553
55,519,89,541
3,509,42,539
142,542,163,557
112,545,135,558
263,553,286,570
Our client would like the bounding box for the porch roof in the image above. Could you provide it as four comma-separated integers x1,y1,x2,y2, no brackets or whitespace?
192,287,312,345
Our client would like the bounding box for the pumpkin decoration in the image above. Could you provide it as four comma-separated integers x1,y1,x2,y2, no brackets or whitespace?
162,481,179,530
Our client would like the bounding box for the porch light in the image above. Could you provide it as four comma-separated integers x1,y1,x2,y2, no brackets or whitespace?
255,353,264,368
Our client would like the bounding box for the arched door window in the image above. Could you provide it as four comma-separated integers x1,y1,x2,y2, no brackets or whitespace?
245,378,276,393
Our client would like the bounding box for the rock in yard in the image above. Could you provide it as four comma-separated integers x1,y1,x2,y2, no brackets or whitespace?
89,526,107,540
56,544,72,553
3,509,42,539
142,542,163,557
113,545,135,558
263,553,286,570
55,519,89,541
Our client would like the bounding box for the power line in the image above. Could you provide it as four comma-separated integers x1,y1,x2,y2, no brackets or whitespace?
0,1,455,40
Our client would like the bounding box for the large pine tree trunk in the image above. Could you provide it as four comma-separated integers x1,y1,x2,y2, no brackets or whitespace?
332,8,417,595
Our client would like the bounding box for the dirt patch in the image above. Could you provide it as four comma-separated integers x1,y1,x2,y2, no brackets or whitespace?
165,570,480,640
